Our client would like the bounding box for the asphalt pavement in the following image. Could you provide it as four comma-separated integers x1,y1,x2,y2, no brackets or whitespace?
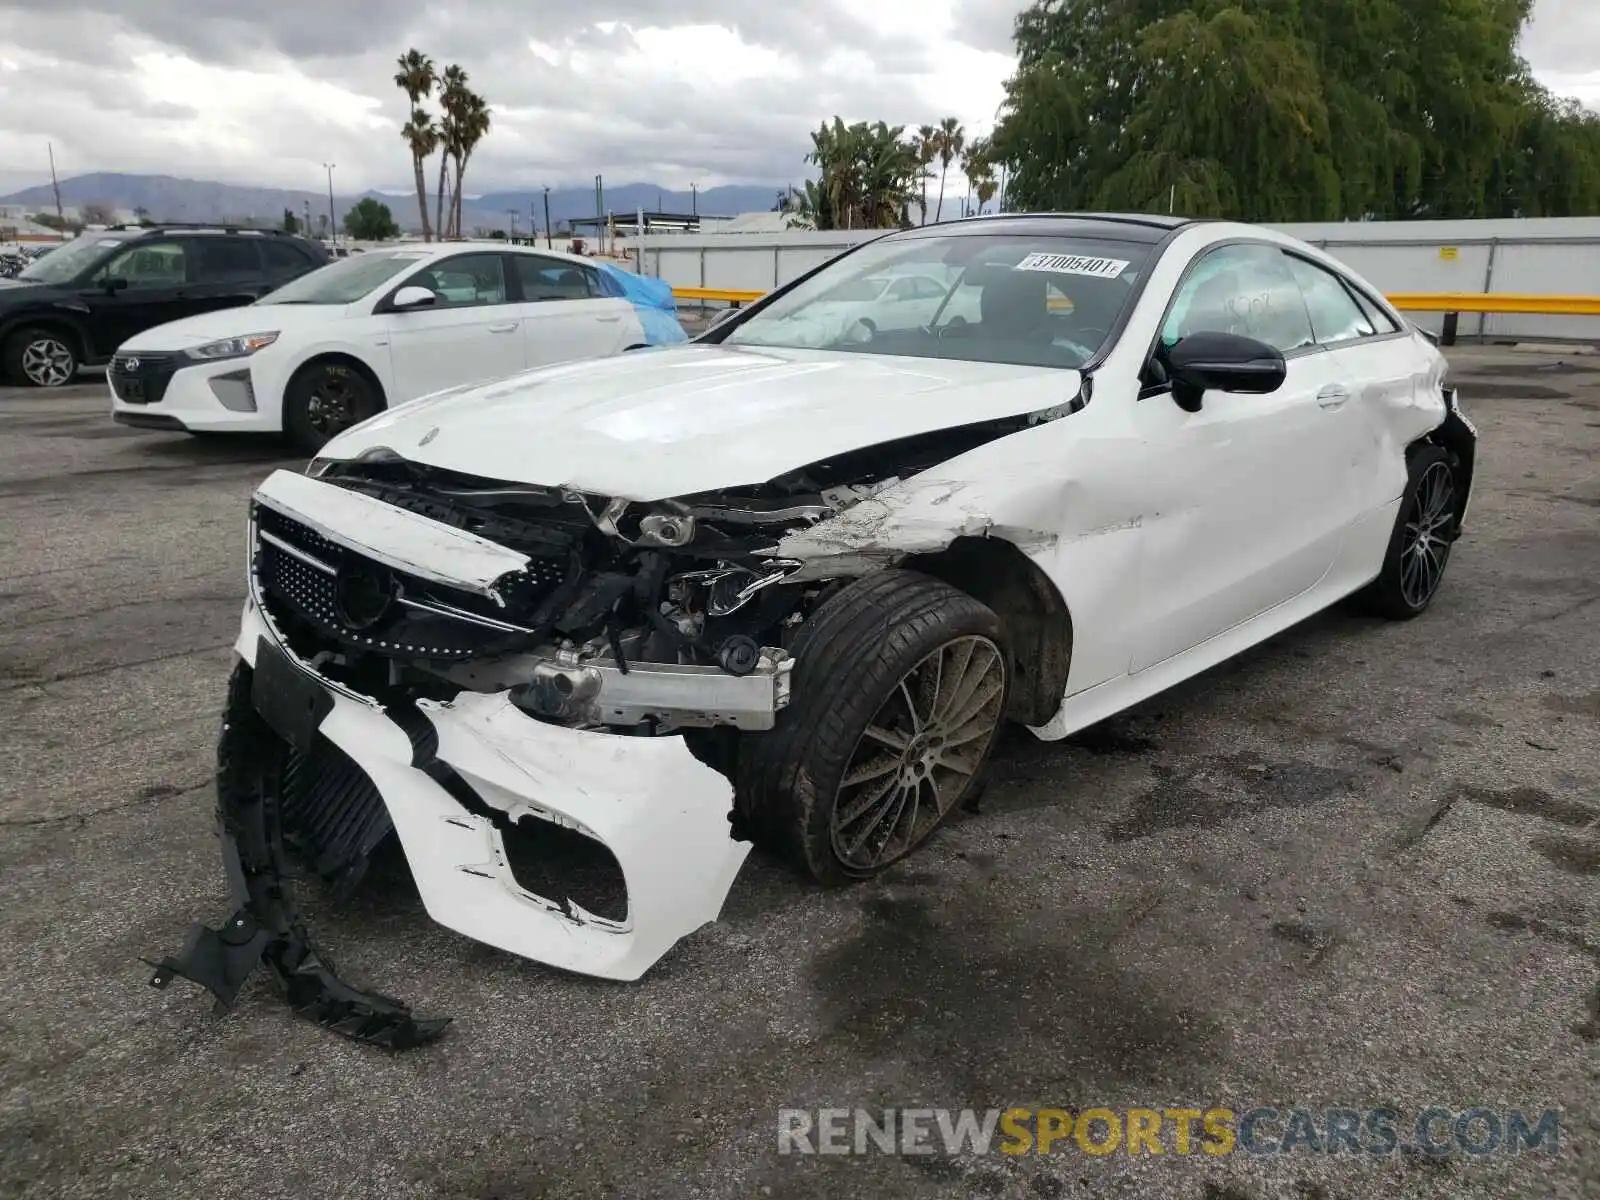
0,348,1595,1199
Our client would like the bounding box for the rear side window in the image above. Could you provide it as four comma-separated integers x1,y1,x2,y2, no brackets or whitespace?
186,237,261,282
515,255,594,301
1285,255,1377,345
262,240,316,277
1347,284,1400,334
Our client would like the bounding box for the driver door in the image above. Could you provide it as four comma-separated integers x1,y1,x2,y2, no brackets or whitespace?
1128,242,1354,673
79,240,192,355
383,252,527,403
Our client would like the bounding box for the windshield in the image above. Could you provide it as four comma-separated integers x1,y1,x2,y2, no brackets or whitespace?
816,277,888,303
256,249,427,305
18,235,131,283
723,233,1151,369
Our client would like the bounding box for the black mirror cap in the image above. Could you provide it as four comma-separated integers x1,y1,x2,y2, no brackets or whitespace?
1166,331,1287,404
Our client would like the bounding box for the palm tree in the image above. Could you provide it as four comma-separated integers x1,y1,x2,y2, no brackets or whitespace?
394,49,437,240
435,64,469,238
450,91,492,238
400,109,439,240
915,124,938,224
961,137,998,215
934,116,965,222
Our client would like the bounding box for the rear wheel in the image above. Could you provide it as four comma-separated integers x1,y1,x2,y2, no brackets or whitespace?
736,570,1010,885
1358,445,1458,619
282,360,382,453
3,326,79,387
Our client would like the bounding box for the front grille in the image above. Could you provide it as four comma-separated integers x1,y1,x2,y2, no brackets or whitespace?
109,352,180,405
252,501,572,662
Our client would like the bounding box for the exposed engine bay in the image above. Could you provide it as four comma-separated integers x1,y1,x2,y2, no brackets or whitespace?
268,421,1027,731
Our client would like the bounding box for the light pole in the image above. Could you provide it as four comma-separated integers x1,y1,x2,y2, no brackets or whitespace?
542,186,552,249
506,209,518,240
322,163,336,245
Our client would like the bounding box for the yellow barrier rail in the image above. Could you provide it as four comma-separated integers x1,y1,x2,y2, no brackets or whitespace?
1387,292,1600,316
674,285,1600,318
672,286,766,304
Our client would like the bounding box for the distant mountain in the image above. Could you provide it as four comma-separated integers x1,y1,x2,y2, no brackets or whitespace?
0,172,785,234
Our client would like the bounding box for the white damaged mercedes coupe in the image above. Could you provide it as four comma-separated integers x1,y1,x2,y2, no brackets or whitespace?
150,214,1477,1045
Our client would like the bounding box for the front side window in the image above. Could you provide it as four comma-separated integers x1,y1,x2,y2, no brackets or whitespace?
257,250,427,305
515,255,593,301
101,241,187,287
1285,255,1376,345
723,233,1152,369
415,253,508,307
1162,244,1315,354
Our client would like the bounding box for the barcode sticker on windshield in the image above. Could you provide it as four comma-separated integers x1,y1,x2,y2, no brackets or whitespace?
1015,253,1129,279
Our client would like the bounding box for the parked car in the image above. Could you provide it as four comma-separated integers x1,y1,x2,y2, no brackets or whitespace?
151,213,1477,1043
110,242,687,451
0,226,328,387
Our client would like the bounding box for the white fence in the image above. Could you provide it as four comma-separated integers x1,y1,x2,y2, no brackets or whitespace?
637,217,1600,343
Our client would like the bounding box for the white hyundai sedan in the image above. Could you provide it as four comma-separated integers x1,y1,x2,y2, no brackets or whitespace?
150,213,1477,1045
109,242,684,450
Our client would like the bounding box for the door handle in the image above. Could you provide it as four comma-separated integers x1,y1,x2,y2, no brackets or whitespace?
596,314,622,323
487,322,519,333
1317,385,1351,408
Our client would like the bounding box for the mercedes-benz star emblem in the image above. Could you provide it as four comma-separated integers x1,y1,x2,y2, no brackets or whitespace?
123,357,140,371
334,561,397,631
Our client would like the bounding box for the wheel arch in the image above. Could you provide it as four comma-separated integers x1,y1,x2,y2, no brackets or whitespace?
1407,403,1476,531
902,535,1074,726
287,350,390,412
1,314,88,359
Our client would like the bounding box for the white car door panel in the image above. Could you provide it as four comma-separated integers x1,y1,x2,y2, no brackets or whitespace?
1128,242,1363,674
383,252,525,403
1129,353,1352,673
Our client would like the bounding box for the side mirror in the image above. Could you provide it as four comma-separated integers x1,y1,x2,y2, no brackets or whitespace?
390,285,437,311
1165,331,1286,412
105,276,129,294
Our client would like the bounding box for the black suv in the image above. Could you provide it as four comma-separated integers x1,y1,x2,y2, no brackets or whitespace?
0,226,329,387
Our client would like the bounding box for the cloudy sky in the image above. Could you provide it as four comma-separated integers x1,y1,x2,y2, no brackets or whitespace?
0,0,1595,198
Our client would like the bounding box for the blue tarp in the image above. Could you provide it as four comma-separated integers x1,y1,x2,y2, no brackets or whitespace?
593,261,689,346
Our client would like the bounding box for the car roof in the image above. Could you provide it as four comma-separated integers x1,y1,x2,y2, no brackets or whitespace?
417,240,592,268
889,212,1206,245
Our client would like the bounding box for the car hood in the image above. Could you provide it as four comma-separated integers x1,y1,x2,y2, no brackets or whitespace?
119,303,351,350
0,277,58,298
319,344,1081,500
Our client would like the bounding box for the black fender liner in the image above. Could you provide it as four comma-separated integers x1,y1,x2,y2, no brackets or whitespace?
143,663,449,1049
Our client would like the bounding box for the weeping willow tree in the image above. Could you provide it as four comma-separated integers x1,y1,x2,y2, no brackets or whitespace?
991,0,1600,221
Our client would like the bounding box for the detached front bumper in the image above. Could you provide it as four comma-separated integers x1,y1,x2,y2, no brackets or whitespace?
233,599,752,981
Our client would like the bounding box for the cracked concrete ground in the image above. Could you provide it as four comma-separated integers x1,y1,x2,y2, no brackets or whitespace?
1,347,1595,1200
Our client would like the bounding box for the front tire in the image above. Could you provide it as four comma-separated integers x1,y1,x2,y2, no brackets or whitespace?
4,327,79,387
737,570,1010,885
282,360,382,454
1358,445,1458,619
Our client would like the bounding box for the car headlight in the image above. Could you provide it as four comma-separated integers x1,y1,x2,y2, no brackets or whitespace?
184,332,279,361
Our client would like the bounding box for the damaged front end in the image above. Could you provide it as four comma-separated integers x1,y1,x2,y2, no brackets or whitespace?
151,432,980,1041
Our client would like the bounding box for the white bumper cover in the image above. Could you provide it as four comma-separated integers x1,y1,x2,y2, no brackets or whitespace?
235,598,751,981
